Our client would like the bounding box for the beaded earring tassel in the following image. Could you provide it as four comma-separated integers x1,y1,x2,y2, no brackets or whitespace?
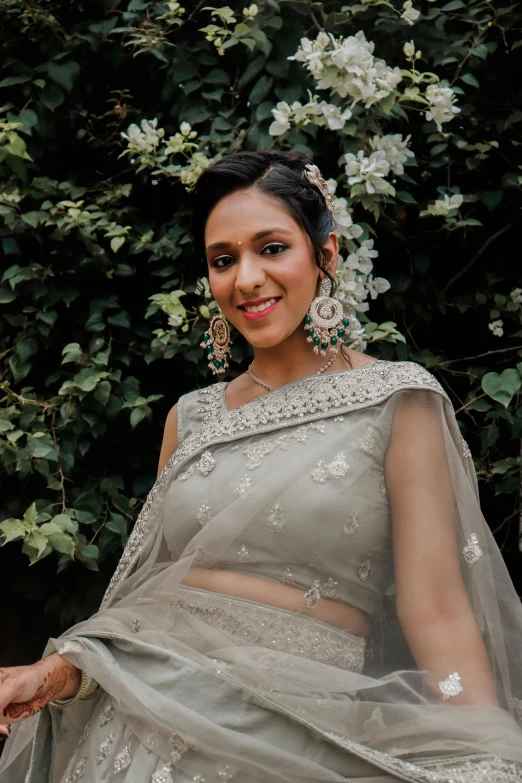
201,312,232,375
304,278,350,356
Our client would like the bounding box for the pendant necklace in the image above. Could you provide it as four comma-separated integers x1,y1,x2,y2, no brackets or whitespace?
248,353,338,393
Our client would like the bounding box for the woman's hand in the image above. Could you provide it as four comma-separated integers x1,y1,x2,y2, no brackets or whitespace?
0,654,80,727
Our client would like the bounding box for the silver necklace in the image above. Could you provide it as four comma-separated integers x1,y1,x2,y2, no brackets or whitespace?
248,353,338,392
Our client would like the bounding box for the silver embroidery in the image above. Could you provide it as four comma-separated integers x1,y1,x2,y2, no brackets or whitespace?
510,696,522,721
311,451,349,484
217,766,236,780
169,732,189,762
463,533,483,567
195,502,211,529
78,717,91,746
234,474,251,498
65,756,88,783
243,420,327,470
132,617,140,633
378,468,387,496
358,554,372,582
439,671,463,700
113,741,133,773
58,640,84,656
334,416,344,422
363,706,386,736
192,776,206,783
321,577,338,599
230,444,239,452
101,360,448,608
358,425,376,455
99,702,115,726
144,729,161,753
304,579,322,609
461,437,472,458
237,544,256,563
185,546,215,567
96,732,116,764
267,503,286,532
152,763,173,783
179,450,216,481
342,510,359,538
282,568,295,583
170,586,365,672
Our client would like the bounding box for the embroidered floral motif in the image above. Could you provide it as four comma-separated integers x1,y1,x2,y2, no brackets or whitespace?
342,510,359,538
192,776,206,783
230,444,239,452
321,577,338,599
58,640,84,656
144,730,161,753
237,544,256,563
179,450,216,481
65,756,88,783
334,416,344,422
113,742,133,773
358,425,376,455
358,554,372,582
363,706,386,736
461,437,472,458
243,421,327,470
438,671,463,700
304,580,322,609
463,533,483,567
152,763,173,783
311,451,349,484
132,617,140,633
102,360,447,608
267,503,286,532
195,502,211,529
170,587,365,672
378,468,387,497
217,766,236,780
99,701,115,727
78,717,91,746
234,474,251,498
96,733,116,764
510,696,522,721
185,546,215,567
169,732,189,762
282,568,295,583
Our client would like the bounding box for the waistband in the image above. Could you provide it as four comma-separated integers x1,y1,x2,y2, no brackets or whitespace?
171,585,366,673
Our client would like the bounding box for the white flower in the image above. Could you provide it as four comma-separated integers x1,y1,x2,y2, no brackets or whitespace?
403,41,415,58
510,288,522,305
180,122,192,136
346,239,379,274
121,119,163,154
427,192,463,217
318,101,352,130
345,149,391,194
168,314,184,327
331,197,364,240
199,276,212,299
488,320,504,337
370,133,414,176
243,4,258,17
269,101,292,136
401,1,420,24
367,274,391,299
425,83,461,132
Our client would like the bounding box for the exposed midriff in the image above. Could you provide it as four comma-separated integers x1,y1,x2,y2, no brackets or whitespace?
181,568,371,640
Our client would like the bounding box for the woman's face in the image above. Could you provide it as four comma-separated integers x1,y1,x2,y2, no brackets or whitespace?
204,188,338,349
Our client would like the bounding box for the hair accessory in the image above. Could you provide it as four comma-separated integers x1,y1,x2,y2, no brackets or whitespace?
304,164,336,212
201,311,232,375
304,276,350,359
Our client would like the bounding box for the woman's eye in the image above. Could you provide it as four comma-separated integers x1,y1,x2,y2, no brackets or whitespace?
211,255,234,269
210,243,288,269
263,242,288,255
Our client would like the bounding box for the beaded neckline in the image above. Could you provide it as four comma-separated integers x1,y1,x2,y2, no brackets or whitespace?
222,358,387,413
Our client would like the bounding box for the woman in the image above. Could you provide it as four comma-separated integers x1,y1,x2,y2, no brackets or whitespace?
1,150,522,783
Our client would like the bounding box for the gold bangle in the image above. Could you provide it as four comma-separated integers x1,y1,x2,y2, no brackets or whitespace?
42,647,99,710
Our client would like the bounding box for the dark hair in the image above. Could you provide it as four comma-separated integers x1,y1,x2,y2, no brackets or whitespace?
189,150,336,291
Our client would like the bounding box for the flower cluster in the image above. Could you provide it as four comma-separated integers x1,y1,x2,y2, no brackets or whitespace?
422,192,463,218
424,84,461,133
120,119,164,155
344,134,414,196
269,92,352,136
324,177,364,241
370,133,414,176
488,320,504,338
401,1,420,25
288,30,403,109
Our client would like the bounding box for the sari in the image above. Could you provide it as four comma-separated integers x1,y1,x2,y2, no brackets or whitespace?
2,359,522,783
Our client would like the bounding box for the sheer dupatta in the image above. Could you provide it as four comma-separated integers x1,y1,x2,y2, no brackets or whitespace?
1,360,522,783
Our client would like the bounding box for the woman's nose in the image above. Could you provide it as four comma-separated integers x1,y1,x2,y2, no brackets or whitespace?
234,255,266,293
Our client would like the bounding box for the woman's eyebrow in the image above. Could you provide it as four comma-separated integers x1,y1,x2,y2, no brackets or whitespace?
206,227,294,252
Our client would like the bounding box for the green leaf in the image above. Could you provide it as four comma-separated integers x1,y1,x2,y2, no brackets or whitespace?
47,61,81,91
50,513,78,534
248,75,273,106
470,44,489,60
40,82,64,110
460,73,479,89
441,0,465,8
110,236,125,253
0,518,27,543
0,75,32,87
0,419,15,431
130,406,148,428
396,190,418,204
482,370,521,408
480,190,503,210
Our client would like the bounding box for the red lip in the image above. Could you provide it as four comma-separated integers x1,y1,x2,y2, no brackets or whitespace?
238,296,281,308
239,298,281,321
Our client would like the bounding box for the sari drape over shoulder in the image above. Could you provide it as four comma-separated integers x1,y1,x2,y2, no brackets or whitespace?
2,360,522,783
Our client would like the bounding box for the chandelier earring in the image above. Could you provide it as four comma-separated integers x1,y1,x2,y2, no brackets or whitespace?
200,310,232,375
304,275,351,360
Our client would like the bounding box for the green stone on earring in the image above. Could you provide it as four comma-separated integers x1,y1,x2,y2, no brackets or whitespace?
313,337,320,346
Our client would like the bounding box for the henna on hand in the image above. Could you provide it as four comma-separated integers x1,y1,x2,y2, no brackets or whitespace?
4,663,79,721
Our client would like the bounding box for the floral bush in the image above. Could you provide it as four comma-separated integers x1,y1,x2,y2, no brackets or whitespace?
0,0,521,656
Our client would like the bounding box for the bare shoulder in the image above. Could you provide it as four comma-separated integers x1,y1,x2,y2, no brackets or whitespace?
344,349,378,369
157,402,179,476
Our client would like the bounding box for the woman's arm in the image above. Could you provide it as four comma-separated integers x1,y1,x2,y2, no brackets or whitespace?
157,402,178,476
385,389,499,706
0,654,81,725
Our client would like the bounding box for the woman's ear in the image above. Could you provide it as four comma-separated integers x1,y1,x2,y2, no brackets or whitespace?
322,232,339,279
